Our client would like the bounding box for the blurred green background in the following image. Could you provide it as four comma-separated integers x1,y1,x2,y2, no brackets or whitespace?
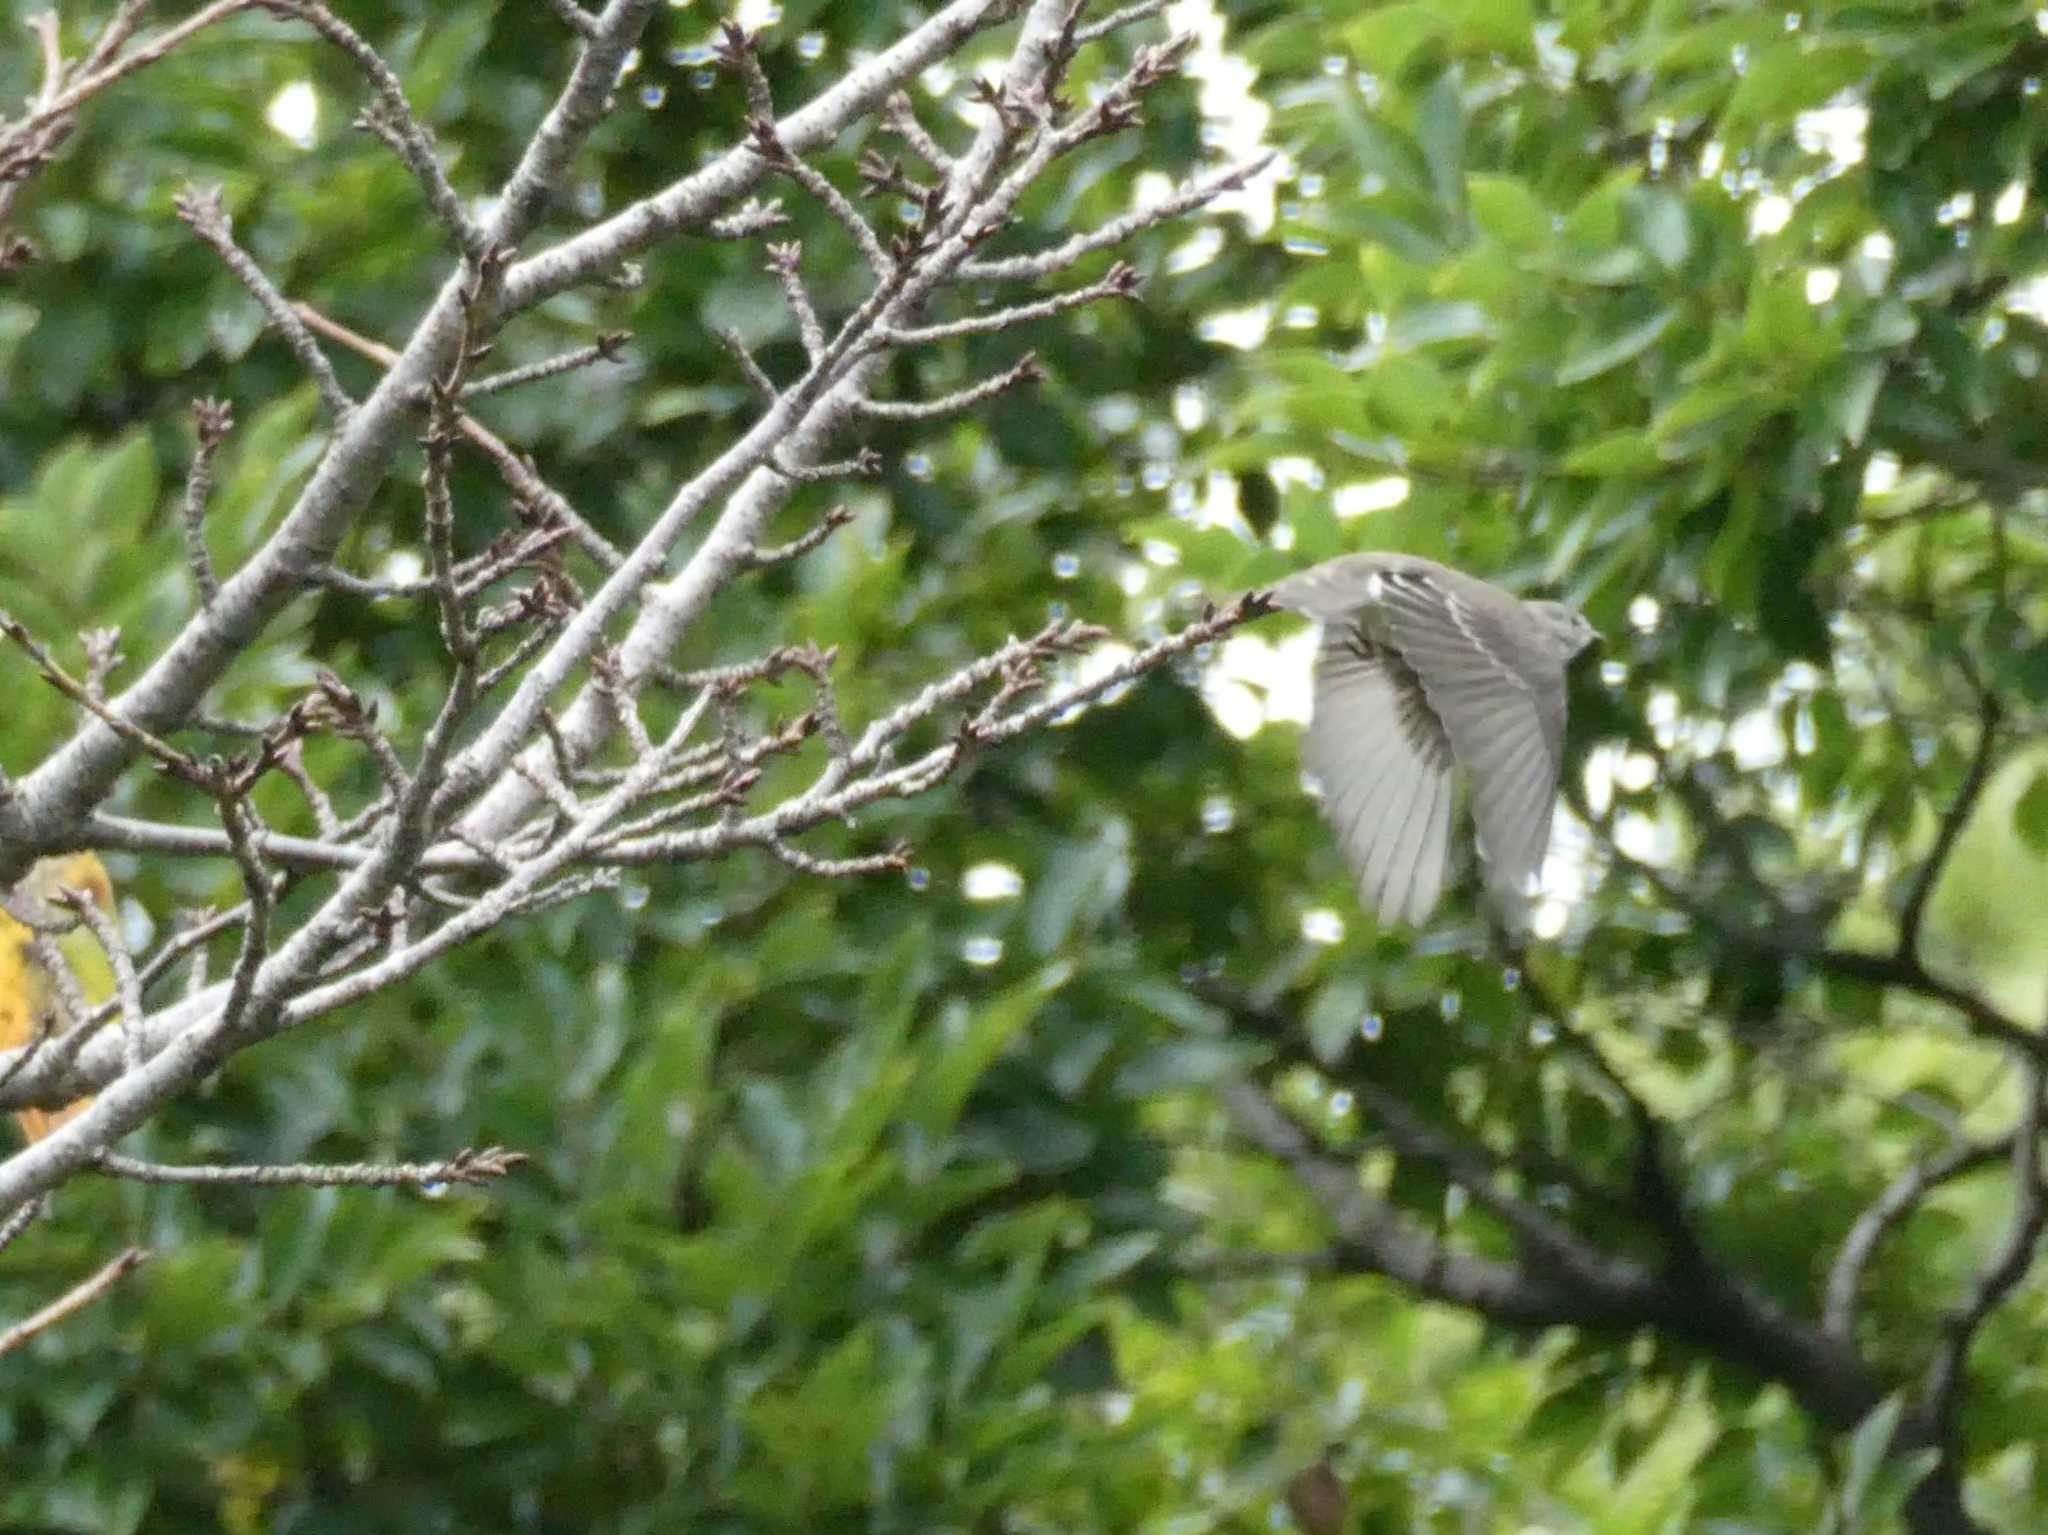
4,1,2048,1531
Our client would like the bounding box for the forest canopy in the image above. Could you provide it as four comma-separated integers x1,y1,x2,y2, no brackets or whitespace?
3,2,2048,1533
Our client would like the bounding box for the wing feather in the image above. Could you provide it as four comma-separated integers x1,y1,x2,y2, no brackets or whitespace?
1401,766,1453,923
1373,570,1569,903
1303,625,1455,925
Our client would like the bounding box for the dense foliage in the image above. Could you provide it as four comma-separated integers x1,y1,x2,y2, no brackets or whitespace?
4,2,2047,1532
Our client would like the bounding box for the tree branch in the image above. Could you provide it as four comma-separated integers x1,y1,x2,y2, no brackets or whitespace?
1826,1133,2014,1341
1918,1057,2048,1449
0,1247,150,1359
1898,687,1999,964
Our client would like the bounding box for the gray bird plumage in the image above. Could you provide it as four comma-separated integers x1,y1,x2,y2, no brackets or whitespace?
1267,553,1599,926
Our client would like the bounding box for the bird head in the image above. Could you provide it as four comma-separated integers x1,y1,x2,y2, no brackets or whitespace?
1523,600,1601,659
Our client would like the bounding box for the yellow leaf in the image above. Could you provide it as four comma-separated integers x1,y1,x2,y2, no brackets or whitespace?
0,851,116,1144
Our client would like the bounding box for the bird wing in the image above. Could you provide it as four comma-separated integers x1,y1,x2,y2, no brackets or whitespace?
1305,622,1456,926
1370,565,1568,904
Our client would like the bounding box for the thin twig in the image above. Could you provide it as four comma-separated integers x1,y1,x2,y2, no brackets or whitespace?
293,302,626,573
0,611,210,790
1074,0,1165,46
0,0,257,178
764,242,827,361
54,886,146,1075
748,119,892,277
878,261,1140,346
462,331,629,399
1898,689,1999,963
0,1248,150,1358
737,504,855,570
1825,1133,2015,1340
720,327,779,400
854,352,1044,421
173,184,353,420
883,91,955,174
0,1197,45,1256
94,1145,527,1187
960,155,1271,282
1919,1058,2048,1444
269,0,493,262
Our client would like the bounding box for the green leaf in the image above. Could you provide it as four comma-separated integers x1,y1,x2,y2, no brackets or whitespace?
1827,358,1887,447
1556,307,1677,385
1838,1394,1905,1527
1447,0,1537,59
1467,174,1552,249
139,1238,247,1348
1721,44,1871,148
2015,771,2048,854
1651,375,1767,451
1338,110,1436,202
907,967,1066,1139
1415,72,1467,218
1340,5,1447,81
1629,190,1692,271
1563,430,1662,477
1389,300,1493,349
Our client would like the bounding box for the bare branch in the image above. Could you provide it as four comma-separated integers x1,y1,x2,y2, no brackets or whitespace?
0,0,1276,1236
174,184,353,419
960,156,1272,282
214,798,276,1040
268,0,493,262
877,260,1141,347
748,117,893,277
854,352,1044,421
765,839,912,879
0,611,211,791
737,504,856,570
770,447,884,483
95,1145,526,1188
720,327,779,401
0,1,257,201
715,22,777,121
294,301,626,573
1074,0,1165,46
4,0,658,875
53,884,146,1075
0,1197,44,1256
0,1247,150,1359
179,397,234,606
764,241,828,361
883,92,956,175
498,0,1028,313
463,330,629,398
707,198,790,241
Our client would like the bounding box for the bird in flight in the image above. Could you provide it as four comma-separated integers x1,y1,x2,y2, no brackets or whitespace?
1267,553,1599,927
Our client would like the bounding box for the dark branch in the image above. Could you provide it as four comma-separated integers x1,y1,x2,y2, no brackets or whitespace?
1899,689,1999,963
